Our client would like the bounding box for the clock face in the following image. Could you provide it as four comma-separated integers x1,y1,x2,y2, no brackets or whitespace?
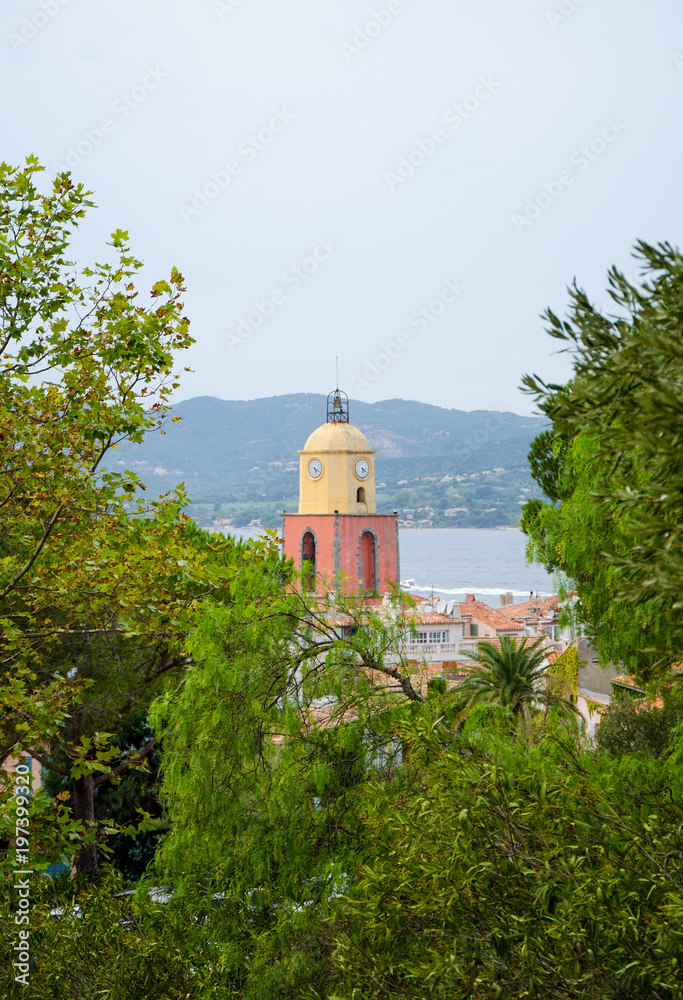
355,459,370,480
308,458,323,480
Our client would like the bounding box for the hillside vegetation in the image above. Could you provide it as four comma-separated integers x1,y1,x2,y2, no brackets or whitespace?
107,394,548,528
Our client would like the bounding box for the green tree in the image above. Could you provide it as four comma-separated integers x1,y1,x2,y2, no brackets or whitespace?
526,427,566,503
522,241,683,681
40,705,166,882
0,870,232,999
84,710,164,881
597,685,683,759
0,522,286,877
328,718,683,999
0,158,283,877
150,587,438,998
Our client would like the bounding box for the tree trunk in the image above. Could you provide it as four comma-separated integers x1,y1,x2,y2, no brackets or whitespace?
73,773,100,878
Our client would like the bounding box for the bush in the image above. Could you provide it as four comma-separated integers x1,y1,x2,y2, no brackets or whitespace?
597,686,683,758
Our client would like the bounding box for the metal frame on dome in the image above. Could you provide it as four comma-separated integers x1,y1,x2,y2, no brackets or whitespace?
327,389,349,424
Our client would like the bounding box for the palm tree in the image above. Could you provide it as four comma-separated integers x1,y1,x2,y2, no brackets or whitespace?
456,635,572,726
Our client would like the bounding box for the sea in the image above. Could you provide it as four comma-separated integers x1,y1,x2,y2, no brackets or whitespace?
397,528,555,602
228,526,556,604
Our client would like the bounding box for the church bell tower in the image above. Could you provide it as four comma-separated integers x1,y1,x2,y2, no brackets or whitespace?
283,390,400,595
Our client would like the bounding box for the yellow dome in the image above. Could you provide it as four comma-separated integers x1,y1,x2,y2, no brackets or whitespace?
303,421,372,453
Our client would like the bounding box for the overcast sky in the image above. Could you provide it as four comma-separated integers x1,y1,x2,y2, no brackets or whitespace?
3,0,682,414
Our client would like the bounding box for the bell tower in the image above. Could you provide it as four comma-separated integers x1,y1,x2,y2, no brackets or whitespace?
283,390,400,596
298,390,377,516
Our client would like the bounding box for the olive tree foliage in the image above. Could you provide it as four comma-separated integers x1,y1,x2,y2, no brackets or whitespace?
327,718,683,1000
521,241,683,681
0,158,248,876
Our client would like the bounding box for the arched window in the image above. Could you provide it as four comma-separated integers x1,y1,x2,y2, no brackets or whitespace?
360,531,377,593
356,486,366,503
301,531,316,592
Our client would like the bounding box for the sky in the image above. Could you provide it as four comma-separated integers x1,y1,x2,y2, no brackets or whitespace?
2,0,683,415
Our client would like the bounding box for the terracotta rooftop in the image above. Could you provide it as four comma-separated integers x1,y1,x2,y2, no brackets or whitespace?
460,598,525,632
498,594,559,620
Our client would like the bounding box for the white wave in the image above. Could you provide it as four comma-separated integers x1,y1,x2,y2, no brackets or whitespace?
401,582,554,597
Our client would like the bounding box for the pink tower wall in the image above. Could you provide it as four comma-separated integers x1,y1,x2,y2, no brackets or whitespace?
283,513,400,595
